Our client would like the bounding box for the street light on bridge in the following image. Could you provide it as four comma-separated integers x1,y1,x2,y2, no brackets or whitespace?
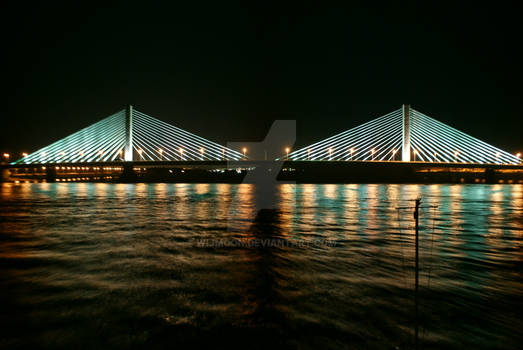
413,149,418,161
138,149,143,160
307,148,311,160
242,147,247,159
200,147,205,160
22,152,28,158
179,148,184,160
454,151,459,163
392,149,397,161
285,147,290,160
2,153,9,161
158,148,163,160
371,148,375,161
328,147,333,160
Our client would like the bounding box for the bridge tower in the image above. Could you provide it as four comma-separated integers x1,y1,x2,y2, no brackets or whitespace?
124,105,133,161
402,104,411,162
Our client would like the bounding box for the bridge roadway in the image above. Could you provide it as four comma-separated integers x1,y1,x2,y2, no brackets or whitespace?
2,160,523,184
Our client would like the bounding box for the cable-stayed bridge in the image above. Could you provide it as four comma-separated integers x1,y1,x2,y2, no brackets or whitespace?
13,106,243,164
11,104,520,166
3,104,521,184
285,105,519,165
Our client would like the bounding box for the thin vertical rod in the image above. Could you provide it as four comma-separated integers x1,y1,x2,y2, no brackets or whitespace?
414,198,421,349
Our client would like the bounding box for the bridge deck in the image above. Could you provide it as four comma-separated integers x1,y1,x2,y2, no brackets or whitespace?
2,161,522,184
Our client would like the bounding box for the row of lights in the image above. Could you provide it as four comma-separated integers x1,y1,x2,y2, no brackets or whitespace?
4,147,249,161
3,149,522,163
53,166,123,171
294,148,522,162
137,147,249,160
301,147,392,160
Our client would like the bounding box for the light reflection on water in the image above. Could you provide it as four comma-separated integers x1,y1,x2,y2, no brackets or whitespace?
0,183,522,349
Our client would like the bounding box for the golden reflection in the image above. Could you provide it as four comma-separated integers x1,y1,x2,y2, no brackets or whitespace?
385,184,399,227
153,184,171,219
405,184,421,202
216,183,230,196
216,184,231,218
194,199,212,221
367,184,379,233
388,184,399,201
490,186,504,203
488,185,504,236
94,183,108,197
0,183,13,199
173,184,190,219
344,184,360,233
56,183,69,197
302,184,316,207
429,184,440,197
278,184,295,234
510,185,522,226
135,183,147,198
299,184,316,234
236,183,253,203
324,184,338,200
233,184,255,233
75,182,88,197
195,183,210,195
19,182,31,199
175,183,188,198
113,183,128,198
448,185,464,245
194,185,212,221
321,185,340,228
155,183,168,198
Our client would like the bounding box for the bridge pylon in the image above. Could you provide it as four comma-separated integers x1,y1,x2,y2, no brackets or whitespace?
124,105,133,161
401,104,411,162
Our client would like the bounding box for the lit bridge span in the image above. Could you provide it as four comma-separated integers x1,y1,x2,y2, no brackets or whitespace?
11,104,520,166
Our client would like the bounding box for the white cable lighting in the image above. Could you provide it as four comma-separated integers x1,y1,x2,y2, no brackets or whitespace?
11,106,520,165
287,107,519,165
13,108,243,164
287,109,403,161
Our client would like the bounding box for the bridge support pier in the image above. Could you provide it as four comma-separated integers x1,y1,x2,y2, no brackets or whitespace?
119,163,137,182
45,167,56,182
402,104,411,162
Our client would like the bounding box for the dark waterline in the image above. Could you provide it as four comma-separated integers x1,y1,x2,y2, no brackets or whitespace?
0,183,522,349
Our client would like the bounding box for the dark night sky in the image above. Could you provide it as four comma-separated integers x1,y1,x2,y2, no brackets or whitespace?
2,2,522,157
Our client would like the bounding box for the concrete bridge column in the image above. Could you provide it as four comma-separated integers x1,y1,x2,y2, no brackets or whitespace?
402,104,411,162
124,105,133,161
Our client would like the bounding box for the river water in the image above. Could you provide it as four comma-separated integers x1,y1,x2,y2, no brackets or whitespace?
0,183,521,349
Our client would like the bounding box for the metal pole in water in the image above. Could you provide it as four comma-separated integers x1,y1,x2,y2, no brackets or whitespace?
414,198,421,349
